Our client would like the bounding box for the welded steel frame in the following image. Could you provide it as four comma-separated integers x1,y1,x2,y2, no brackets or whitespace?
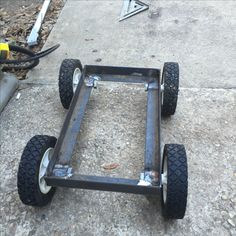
45,65,162,195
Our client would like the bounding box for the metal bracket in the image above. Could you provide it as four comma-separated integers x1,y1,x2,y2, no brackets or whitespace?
145,82,159,91
137,171,159,186
119,0,149,22
84,75,100,88
52,164,73,178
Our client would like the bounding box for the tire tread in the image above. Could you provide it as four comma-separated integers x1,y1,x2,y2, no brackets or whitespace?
59,59,82,109
17,135,57,206
162,144,188,219
162,62,179,116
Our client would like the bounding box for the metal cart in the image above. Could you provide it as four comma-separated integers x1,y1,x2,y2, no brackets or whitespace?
17,59,188,219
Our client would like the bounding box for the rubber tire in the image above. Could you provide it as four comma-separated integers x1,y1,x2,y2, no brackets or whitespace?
17,135,57,207
59,59,83,109
161,62,179,116
161,144,188,219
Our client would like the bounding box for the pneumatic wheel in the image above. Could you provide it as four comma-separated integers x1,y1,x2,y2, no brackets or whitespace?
17,135,57,206
161,144,188,219
59,59,83,109
161,62,179,116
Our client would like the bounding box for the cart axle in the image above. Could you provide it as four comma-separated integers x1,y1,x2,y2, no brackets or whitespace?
45,174,160,195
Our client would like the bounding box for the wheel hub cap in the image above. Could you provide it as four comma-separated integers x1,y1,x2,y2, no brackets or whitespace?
73,68,82,93
38,148,53,194
162,156,168,203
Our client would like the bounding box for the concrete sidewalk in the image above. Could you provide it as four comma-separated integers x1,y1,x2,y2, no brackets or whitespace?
26,0,236,89
1,0,236,235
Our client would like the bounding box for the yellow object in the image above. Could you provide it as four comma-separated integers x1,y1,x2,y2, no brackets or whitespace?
0,43,10,60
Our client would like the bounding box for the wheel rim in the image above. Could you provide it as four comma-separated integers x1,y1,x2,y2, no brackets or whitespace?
162,155,168,203
38,148,53,194
73,68,82,93
161,88,164,106
161,75,165,106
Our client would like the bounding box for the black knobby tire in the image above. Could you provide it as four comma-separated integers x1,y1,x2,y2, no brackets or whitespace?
161,144,188,219
17,135,57,206
161,62,179,116
59,59,83,109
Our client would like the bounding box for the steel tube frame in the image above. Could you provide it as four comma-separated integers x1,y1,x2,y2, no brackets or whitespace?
46,65,162,194
46,174,159,195
144,79,161,173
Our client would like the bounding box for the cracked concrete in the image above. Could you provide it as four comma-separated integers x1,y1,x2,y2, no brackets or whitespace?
0,0,236,235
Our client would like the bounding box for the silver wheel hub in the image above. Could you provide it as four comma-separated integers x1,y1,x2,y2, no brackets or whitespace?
161,83,164,105
162,156,168,203
38,148,53,194
73,68,82,93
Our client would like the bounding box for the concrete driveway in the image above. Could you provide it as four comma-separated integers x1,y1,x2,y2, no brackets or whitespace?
0,0,236,235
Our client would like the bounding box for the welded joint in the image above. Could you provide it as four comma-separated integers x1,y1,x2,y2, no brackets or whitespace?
85,75,101,88
52,164,73,178
137,171,159,186
145,82,159,91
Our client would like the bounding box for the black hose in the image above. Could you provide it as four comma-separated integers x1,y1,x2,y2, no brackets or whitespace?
0,44,60,70
2,45,39,70
34,44,60,57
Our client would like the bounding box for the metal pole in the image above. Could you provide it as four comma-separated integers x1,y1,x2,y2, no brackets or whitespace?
47,70,92,174
144,80,160,174
45,174,160,195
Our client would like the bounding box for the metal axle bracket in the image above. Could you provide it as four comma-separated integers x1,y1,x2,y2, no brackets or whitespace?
84,75,100,88
52,164,73,178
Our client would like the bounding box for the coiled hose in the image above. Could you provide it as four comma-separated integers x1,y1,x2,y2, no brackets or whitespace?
0,44,60,70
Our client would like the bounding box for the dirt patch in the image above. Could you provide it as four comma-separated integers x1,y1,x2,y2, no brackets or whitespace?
0,0,65,79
